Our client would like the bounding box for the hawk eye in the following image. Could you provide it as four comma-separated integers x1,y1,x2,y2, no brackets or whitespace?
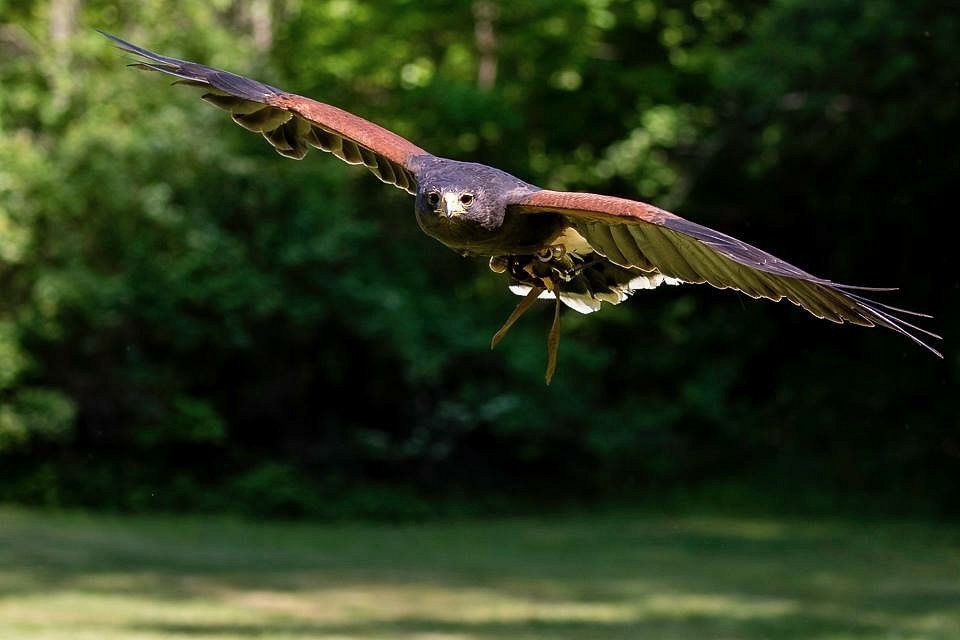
426,191,440,206
460,193,474,207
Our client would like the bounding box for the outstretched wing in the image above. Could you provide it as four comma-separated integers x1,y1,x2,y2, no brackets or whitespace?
102,32,427,194
509,190,942,357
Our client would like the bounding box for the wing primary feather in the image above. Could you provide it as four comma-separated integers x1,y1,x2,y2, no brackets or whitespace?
661,216,903,294
375,157,397,183
201,93,264,114
852,303,943,357
810,282,868,324
842,293,942,341
676,231,775,297
306,126,334,151
661,216,820,283
102,30,179,63
589,224,632,266
830,284,900,292
395,167,415,194
128,61,197,81
610,225,650,266
106,31,282,100
327,134,345,159
669,234,737,286
841,291,934,318
232,107,291,132
822,287,875,325
712,251,781,299
262,126,292,151
774,278,834,320
338,139,364,164
358,147,379,168
172,80,211,89
800,281,859,323
636,226,702,282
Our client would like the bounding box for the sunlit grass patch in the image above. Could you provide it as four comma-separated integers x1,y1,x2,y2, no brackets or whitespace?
0,508,958,639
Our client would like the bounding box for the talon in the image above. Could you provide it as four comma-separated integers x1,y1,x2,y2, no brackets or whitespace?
536,245,566,263
488,255,509,274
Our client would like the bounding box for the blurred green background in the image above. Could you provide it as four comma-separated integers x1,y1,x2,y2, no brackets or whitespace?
0,0,956,520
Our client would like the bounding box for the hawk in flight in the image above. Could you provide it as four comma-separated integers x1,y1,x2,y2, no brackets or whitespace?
103,33,941,383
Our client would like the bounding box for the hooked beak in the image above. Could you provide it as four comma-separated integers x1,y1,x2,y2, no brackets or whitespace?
441,192,466,219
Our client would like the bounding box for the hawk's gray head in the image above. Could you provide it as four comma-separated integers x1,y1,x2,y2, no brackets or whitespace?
415,160,522,229
411,158,549,256
420,183,487,223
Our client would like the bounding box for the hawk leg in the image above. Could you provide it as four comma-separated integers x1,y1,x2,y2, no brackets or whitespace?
489,254,570,384
544,279,562,385
490,284,545,350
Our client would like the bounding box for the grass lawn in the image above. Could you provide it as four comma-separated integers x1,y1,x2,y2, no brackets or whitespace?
0,507,958,639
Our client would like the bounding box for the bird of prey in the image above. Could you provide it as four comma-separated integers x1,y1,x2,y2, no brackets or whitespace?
102,32,941,383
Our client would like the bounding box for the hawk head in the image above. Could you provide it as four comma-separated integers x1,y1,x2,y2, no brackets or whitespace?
414,158,535,232
420,184,491,223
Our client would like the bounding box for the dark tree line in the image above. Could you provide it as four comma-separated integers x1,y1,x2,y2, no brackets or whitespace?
0,0,955,517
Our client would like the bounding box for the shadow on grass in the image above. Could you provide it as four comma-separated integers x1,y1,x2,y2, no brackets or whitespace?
131,612,886,640
1,509,958,639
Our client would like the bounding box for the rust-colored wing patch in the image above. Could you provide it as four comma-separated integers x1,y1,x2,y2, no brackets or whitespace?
514,190,672,225
509,189,941,357
102,32,426,194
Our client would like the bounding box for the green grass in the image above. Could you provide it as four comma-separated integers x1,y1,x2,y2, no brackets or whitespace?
0,507,958,639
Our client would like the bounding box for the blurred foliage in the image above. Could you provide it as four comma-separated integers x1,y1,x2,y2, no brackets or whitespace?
0,0,956,517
